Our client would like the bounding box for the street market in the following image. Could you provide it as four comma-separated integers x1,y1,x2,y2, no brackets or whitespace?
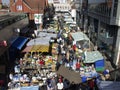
7,12,111,90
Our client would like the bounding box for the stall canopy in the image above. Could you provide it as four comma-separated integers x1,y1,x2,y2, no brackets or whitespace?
20,86,39,90
84,51,104,63
70,32,89,41
30,45,49,52
27,38,50,46
27,33,57,46
24,32,57,53
22,45,49,53
37,32,57,38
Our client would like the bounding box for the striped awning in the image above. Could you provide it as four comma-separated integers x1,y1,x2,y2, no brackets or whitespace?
30,45,49,53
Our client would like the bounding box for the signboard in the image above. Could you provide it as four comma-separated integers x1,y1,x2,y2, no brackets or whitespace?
34,14,43,24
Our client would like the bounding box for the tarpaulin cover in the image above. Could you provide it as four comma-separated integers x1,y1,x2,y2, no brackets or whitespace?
37,32,57,38
84,51,104,63
70,32,89,41
27,38,50,46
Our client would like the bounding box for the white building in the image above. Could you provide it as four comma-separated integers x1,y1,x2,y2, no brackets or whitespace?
54,3,71,11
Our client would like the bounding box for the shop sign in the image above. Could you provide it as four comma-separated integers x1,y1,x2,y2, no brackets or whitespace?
34,14,43,24
0,40,7,47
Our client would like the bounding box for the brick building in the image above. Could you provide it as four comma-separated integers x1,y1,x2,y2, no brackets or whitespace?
10,0,49,29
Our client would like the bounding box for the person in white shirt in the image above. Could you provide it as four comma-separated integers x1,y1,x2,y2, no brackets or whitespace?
9,73,13,81
14,65,20,74
57,79,64,90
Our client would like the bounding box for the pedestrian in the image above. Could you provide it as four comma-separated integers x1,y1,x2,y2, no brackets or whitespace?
14,65,20,74
63,79,70,90
57,79,64,90
69,59,73,70
51,76,57,90
76,61,81,72
47,78,52,90
56,61,60,71
9,73,13,81
72,44,76,52
88,80,95,90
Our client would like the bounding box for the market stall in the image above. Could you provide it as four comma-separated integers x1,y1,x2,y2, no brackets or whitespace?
69,31,90,49
30,45,49,53
84,51,105,71
70,31,89,42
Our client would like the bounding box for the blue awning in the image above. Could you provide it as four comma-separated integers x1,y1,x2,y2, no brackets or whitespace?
11,36,28,50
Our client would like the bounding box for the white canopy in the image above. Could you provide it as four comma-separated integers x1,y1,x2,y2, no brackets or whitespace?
37,32,57,38
70,32,89,41
84,51,104,63
27,32,57,46
27,38,50,46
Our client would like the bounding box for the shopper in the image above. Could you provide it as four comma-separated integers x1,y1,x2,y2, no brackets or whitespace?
57,79,64,90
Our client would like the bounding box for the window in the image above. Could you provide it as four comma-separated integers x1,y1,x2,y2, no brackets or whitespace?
16,5,22,11
113,0,118,17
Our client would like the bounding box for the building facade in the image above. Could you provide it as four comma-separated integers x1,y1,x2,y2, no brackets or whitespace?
54,3,71,11
80,0,120,66
0,13,29,85
51,0,71,12
10,0,49,29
